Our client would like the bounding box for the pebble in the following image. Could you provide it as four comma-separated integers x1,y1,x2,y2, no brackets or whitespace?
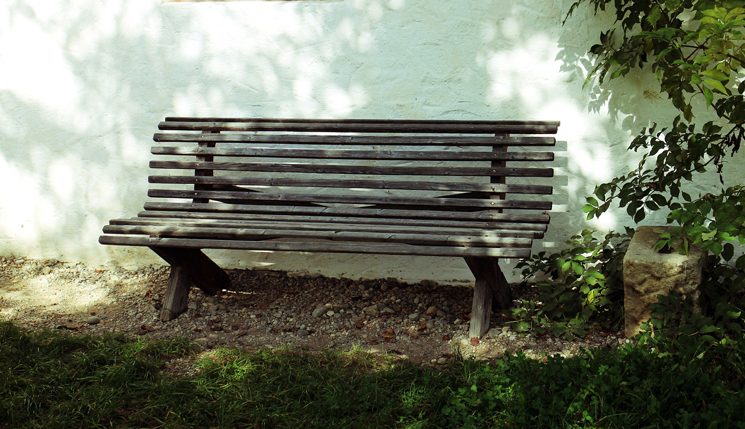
86,316,101,325
408,313,419,320
297,329,309,336
326,310,335,317
312,305,327,317
425,306,438,316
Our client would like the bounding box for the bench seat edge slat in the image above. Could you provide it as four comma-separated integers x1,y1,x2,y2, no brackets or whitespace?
102,225,534,248
135,211,548,235
141,202,551,225
99,235,533,258
110,217,545,239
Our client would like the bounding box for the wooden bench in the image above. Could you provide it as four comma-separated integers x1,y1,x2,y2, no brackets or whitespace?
99,117,559,339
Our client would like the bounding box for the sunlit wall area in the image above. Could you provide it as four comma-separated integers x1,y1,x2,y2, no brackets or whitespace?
0,0,701,282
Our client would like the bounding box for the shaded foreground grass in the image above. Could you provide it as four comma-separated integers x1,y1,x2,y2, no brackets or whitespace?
1,322,745,428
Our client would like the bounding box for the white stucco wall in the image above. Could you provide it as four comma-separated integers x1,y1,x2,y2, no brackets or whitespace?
1,0,738,283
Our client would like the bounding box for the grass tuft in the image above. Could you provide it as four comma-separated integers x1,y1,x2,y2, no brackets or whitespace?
2,321,745,428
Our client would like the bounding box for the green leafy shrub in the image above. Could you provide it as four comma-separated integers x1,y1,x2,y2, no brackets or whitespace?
506,229,630,339
562,0,745,342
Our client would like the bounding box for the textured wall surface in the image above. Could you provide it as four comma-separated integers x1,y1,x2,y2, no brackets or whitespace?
1,0,739,283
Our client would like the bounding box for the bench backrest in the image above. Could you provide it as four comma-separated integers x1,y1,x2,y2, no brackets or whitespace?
145,118,558,247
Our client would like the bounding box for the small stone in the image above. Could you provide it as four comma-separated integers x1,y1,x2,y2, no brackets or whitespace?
408,313,419,321
187,301,198,310
326,310,335,317
414,297,421,305
380,284,389,292
86,316,101,325
425,306,438,316
364,305,379,316
436,310,446,318
312,305,327,317
298,329,310,336
437,357,447,365
381,306,395,314
42,267,52,275
453,318,462,325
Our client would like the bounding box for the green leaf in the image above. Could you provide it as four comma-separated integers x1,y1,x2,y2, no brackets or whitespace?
700,69,730,81
647,5,662,26
703,86,714,107
515,321,531,332
705,79,729,94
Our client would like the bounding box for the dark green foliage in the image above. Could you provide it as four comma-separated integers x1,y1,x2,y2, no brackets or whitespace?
507,229,629,339
3,321,745,428
565,0,745,344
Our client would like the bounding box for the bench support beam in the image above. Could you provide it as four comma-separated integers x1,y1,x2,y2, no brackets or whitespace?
465,257,513,339
149,247,231,320
160,265,191,321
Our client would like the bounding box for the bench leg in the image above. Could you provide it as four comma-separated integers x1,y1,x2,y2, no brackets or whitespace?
469,279,493,339
160,266,191,321
149,247,231,321
464,257,513,339
149,247,230,295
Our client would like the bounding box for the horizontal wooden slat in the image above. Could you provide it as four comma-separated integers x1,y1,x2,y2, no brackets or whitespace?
153,133,557,146
142,202,552,225
148,175,553,195
112,216,543,238
149,161,554,178
151,146,555,162
159,118,560,134
136,210,547,235
102,224,533,248
99,235,533,258
147,189,554,211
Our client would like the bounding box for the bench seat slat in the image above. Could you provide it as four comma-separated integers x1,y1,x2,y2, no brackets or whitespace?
149,161,555,178
147,189,553,211
136,211,548,235
158,119,560,134
102,224,534,248
99,234,534,258
149,175,553,195
142,202,551,225
151,146,555,162
153,133,556,146
111,217,544,238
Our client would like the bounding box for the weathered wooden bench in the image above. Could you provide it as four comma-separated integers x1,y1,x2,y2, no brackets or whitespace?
99,117,559,339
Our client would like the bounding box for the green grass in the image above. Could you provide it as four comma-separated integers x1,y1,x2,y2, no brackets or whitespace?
2,321,745,428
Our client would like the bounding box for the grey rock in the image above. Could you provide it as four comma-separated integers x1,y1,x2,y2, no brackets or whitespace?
364,305,379,316
425,306,438,316
312,305,327,318
297,329,310,336
86,316,101,325
408,313,419,320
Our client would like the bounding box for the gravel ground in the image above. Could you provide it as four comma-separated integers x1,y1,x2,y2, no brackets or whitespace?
0,255,629,365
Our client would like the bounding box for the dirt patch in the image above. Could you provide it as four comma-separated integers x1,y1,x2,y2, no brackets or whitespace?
0,255,628,365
